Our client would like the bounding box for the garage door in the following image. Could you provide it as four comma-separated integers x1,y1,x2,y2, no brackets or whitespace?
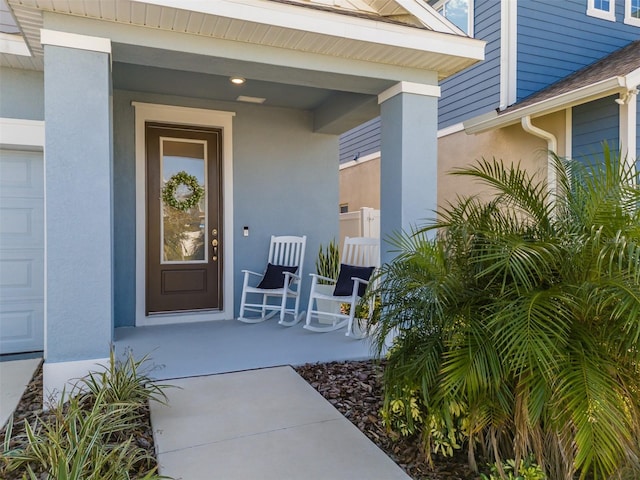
0,149,44,354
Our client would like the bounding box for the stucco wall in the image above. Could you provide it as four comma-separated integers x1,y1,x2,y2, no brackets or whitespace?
438,111,567,210
0,67,44,120
113,90,338,327
45,46,113,363
339,156,380,211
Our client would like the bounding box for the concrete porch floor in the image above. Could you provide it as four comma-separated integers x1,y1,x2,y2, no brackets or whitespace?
114,319,378,380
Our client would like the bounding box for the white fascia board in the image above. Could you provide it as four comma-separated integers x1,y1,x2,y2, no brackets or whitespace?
464,77,626,134
40,29,111,54
378,81,440,103
339,151,380,170
437,122,464,138
0,32,30,56
141,0,484,61
45,13,438,85
624,67,640,90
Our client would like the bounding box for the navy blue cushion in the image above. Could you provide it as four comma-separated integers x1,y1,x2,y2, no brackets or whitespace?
332,264,374,297
257,263,298,289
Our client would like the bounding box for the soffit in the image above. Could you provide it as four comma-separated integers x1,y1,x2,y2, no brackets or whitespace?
6,0,483,80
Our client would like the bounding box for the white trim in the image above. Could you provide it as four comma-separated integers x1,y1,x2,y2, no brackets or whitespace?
587,0,616,21
40,29,111,54
565,107,572,159
437,122,465,138
132,102,235,326
431,0,474,36
624,0,640,26
43,357,109,407
339,151,380,170
0,118,44,149
394,0,466,35
378,81,441,104
499,0,517,110
619,90,638,164
465,76,627,133
141,0,483,60
0,32,30,56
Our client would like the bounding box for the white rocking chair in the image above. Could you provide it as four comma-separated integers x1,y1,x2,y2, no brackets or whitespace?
304,236,380,337
238,235,307,326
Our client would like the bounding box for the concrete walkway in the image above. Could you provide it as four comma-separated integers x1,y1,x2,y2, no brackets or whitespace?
150,366,411,479
0,358,41,429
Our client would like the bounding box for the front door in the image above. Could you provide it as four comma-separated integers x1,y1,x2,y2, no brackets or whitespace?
146,123,222,314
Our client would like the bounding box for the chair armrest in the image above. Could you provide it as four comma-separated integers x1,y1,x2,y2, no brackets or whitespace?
241,269,263,277
309,273,336,284
351,277,370,286
283,271,301,281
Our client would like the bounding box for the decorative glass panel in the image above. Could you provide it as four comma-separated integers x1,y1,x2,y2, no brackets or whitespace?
161,138,207,263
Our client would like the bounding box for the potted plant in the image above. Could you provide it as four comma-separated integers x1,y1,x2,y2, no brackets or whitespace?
314,240,341,323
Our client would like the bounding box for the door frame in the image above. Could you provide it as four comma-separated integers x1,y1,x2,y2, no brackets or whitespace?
133,102,235,326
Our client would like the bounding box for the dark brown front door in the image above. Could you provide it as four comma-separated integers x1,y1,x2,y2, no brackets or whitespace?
146,123,222,314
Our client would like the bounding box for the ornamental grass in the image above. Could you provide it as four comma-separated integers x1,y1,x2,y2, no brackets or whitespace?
1,349,171,480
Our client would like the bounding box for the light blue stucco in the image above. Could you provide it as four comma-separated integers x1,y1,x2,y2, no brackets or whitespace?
0,67,44,120
44,45,113,362
112,90,338,327
379,91,438,264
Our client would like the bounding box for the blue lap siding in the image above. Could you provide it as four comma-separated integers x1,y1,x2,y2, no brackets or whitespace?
517,0,639,102
438,0,501,128
572,95,619,163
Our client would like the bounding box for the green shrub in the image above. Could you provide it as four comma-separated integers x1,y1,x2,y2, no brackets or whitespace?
1,349,170,479
315,240,340,285
481,455,547,480
369,147,640,479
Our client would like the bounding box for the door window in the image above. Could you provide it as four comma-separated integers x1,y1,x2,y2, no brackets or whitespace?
160,138,207,263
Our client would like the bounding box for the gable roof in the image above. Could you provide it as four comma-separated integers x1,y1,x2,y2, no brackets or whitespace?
3,0,482,78
465,40,640,134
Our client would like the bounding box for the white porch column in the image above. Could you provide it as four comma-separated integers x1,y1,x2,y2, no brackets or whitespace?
42,30,113,399
378,82,440,264
618,89,638,166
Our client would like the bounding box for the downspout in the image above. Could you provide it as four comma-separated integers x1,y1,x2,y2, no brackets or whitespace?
521,115,558,198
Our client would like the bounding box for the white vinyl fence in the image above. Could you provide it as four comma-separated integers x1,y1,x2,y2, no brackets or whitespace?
339,207,380,250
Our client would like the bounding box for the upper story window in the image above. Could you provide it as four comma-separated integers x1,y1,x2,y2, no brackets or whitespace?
431,0,474,36
587,0,616,21
625,0,640,25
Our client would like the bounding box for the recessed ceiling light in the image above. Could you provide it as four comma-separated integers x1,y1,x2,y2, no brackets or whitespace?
237,95,266,104
230,76,246,85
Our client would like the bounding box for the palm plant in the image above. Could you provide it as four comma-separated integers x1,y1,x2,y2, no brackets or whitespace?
369,146,640,479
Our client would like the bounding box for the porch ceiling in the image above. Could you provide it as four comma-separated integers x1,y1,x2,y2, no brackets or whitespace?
5,0,484,132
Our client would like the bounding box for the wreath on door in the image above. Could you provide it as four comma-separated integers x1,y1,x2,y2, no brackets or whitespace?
162,171,205,211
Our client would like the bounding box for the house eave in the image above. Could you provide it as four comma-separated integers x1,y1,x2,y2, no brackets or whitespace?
463,76,631,135
8,0,484,79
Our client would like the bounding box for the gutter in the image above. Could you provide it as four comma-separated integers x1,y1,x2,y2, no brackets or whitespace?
521,116,557,195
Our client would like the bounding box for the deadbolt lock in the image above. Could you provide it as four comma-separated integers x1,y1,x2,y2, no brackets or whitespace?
212,229,218,237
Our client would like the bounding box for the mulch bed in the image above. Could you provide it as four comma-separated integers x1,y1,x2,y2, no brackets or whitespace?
2,359,477,480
